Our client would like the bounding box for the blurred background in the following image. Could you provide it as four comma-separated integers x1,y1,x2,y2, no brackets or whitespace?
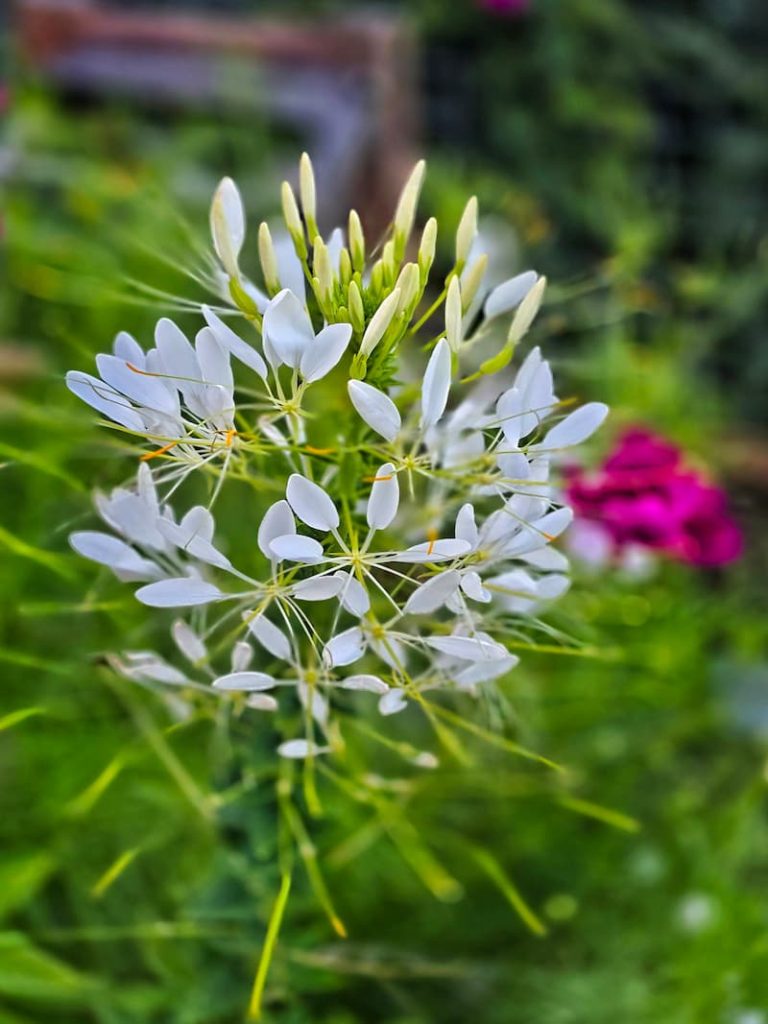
2,2,768,1022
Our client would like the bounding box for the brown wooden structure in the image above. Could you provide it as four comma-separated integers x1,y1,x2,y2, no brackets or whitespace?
14,0,419,232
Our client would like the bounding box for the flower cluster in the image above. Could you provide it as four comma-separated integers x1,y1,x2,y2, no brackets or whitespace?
567,427,743,570
66,155,608,757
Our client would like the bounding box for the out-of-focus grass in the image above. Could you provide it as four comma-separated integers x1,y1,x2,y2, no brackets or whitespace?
2,91,767,1023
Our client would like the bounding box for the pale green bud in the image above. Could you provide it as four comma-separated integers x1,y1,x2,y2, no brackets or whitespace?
445,275,463,353
347,280,365,334
360,288,401,358
313,236,333,302
369,259,384,296
299,152,318,239
281,181,307,259
455,196,478,268
508,275,547,344
461,253,488,311
258,221,280,295
418,217,437,279
393,159,426,260
395,263,420,315
348,210,365,272
382,239,397,285
338,247,352,286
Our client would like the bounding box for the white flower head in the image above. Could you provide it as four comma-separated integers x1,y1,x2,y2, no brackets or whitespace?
66,155,609,762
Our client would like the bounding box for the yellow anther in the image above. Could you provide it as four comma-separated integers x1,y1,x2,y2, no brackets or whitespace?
140,441,178,462
426,526,439,556
126,362,155,376
305,445,335,456
224,428,237,447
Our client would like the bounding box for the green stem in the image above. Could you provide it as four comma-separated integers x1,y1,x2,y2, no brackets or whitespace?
246,870,293,1021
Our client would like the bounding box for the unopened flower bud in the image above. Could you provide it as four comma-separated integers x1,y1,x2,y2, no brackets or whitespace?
455,196,478,268
299,152,318,239
508,275,547,344
210,177,245,280
461,253,488,311
395,263,420,315
281,181,307,260
258,222,280,295
338,247,352,286
348,210,365,272
393,159,426,260
313,236,333,302
347,280,365,334
360,288,401,358
445,275,463,353
382,240,397,284
369,260,384,296
418,217,437,279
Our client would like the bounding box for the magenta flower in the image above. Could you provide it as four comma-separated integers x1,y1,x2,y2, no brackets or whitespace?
566,428,743,569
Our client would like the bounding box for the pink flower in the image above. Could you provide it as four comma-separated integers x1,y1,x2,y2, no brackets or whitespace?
566,428,743,569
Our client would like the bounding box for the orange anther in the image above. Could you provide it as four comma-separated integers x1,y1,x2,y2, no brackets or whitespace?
140,441,178,462
127,362,154,376
224,429,237,447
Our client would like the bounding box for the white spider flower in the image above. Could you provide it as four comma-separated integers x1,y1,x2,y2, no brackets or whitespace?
67,156,609,761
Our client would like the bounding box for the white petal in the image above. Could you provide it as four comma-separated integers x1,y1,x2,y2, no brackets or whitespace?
291,575,344,601
347,380,401,442
277,739,329,759
66,371,144,431
245,613,292,661
69,531,157,578
460,570,491,603
393,538,471,563
455,655,519,687
300,323,352,382
274,232,306,299
210,177,245,278
484,271,538,320
335,572,370,617
258,500,295,559
323,627,365,668
195,327,233,391
269,535,325,564
286,474,339,532
153,318,202,410
172,620,207,663
420,338,452,429
537,574,571,600
113,331,145,366
495,387,524,447
536,403,609,450
367,463,399,531
404,570,461,614
503,507,573,556
202,305,267,379
379,688,408,716
246,694,279,712
338,674,389,695
454,503,478,548
135,578,222,607
425,635,508,661
520,546,570,571
95,354,179,418
213,671,277,691
262,289,314,369
231,640,254,672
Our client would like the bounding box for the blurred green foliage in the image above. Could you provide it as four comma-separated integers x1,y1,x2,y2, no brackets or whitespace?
2,4,768,1021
